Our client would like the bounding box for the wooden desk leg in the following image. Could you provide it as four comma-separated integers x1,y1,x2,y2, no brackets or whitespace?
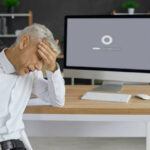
146,122,150,150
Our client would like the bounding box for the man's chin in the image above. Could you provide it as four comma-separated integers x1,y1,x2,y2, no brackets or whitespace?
17,69,36,75
17,72,26,76
17,70,28,76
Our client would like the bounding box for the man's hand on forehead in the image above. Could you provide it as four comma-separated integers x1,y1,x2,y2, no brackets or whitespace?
42,38,59,53
37,38,59,72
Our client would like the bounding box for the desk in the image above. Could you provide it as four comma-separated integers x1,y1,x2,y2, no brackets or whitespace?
24,85,150,150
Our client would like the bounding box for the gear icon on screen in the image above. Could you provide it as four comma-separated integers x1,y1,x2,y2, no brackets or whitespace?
101,35,113,45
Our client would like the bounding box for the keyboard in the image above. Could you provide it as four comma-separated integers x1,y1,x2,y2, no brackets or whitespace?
81,92,132,103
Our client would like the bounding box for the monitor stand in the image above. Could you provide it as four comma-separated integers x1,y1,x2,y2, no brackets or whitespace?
92,81,124,93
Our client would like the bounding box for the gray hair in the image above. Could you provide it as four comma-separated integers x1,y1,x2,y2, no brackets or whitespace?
16,23,61,54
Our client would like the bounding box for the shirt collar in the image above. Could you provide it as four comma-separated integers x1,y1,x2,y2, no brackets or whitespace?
0,48,16,74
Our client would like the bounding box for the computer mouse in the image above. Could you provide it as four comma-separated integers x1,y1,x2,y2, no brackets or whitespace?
136,94,150,100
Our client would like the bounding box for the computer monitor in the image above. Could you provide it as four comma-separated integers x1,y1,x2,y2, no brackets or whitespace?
64,15,150,92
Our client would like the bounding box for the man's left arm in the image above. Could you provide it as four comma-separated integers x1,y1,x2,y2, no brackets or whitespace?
32,39,65,107
32,66,65,107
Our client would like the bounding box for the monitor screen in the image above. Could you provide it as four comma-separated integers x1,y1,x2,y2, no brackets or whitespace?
64,15,150,73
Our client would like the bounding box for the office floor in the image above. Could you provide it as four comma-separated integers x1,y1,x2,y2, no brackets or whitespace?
29,137,145,150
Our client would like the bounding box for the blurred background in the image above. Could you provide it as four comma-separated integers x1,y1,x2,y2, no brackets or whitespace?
0,0,150,84
0,0,149,47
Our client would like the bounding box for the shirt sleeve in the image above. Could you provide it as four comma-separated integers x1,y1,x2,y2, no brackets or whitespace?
20,130,33,150
32,65,65,107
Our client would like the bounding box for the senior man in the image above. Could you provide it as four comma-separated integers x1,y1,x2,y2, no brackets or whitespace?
0,24,65,150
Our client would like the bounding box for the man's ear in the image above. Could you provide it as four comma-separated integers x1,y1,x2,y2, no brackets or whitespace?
19,35,30,50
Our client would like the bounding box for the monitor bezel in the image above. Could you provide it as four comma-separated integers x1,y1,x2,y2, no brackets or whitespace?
64,15,150,73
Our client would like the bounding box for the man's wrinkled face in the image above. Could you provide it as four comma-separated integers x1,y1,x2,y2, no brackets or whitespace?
15,38,43,75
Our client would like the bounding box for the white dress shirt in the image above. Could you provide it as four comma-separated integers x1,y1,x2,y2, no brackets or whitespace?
0,49,65,150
